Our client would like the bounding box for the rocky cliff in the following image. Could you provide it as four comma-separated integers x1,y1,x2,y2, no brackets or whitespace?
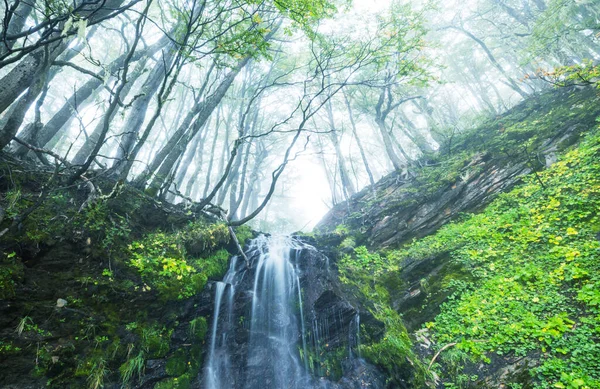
317,87,600,249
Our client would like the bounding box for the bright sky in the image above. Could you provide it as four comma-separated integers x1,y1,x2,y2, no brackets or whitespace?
257,0,394,233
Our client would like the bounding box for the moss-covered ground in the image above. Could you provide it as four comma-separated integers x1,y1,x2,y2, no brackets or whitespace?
336,105,600,388
0,167,251,388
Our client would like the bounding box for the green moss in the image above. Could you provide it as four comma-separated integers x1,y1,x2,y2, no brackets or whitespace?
338,247,429,386
189,316,208,341
359,308,424,385
127,223,232,300
165,349,188,377
305,346,346,380
141,325,171,359
233,225,253,247
338,237,356,251
154,374,192,389
0,251,24,299
408,125,600,387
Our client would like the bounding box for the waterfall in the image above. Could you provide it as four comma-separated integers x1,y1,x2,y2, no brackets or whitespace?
204,256,239,389
203,235,311,389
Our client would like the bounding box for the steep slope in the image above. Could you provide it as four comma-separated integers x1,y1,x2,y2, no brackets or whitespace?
0,169,253,388
317,87,600,249
313,86,600,388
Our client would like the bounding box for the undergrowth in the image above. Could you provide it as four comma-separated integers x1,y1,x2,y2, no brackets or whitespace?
339,119,600,388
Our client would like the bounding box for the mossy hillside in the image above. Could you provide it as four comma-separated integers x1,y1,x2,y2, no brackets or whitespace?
338,120,600,388
0,165,251,388
337,247,430,387
423,121,600,388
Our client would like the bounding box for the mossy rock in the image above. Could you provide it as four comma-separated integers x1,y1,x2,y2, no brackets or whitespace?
154,373,192,389
165,349,189,377
189,317,208,341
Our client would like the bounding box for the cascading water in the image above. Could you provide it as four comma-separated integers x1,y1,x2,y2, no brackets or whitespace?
201,234,382,389
204,256,238,388
203,235,311,389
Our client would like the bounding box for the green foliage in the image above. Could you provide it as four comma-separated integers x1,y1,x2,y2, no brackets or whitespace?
165,349,188,376
154,375,192,389
338,246,427,385
128,222,231,300
76,354,108,389
302,345,346,379
15,316,51,338
82,202,131,255
413,127,600,387
140,325,171,359
119,351,145,386
233,225,253,247
0,340,21,355
338,237,356,251
334,224,350,236
529,60,600,90
338,113,600,387
189,316,208,340
0,251,24,299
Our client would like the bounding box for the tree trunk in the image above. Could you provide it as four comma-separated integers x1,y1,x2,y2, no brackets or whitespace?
14,35,167,158
0,65,47,149
134,57,248,189
71,55,150,165
0,0,35,56
202,107,222,198
239,142,266,219
68,0,151,184
114,43,177,164
9,30,98,156
343,91,375,189
326,100,355,197
0,0,128,117
449,26,529,98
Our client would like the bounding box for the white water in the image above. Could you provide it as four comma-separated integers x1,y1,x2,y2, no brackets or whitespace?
203,235,311,389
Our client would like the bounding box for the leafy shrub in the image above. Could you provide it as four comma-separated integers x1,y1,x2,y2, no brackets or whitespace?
128,222,231,300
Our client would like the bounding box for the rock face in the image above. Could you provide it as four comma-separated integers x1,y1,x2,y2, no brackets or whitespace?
316,87,600,250
201,235,386,389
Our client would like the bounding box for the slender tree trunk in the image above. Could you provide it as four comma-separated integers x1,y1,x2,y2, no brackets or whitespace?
326,100,355,197
213,108,233,200
113,43,176,165
134,57,248,189
0,0,128,117
239,143,265,218
7,27,97,157
0,0,36,56
202,107,222,198
316,135,338,205
15,37,168,157
397,111,435,155
71,56,149,165
229,141,251,217
68,0,151,184
343,91,375,189
0,62,48,149
447,26,529,98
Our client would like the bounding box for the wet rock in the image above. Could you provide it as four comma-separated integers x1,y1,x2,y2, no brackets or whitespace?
200,236,386,388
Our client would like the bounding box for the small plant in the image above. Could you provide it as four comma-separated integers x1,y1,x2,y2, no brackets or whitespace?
120,351,145,386
15,316,33,337
87,357,107,389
